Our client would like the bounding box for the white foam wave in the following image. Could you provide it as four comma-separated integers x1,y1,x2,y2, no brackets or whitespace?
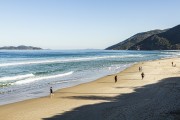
0,74,34,82
0,55,144,67
54,79,79,84
15,71,74,85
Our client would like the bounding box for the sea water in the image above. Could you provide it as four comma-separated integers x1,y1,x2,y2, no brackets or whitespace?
0,50,179,105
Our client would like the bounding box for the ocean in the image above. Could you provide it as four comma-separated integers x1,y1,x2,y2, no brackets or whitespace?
0,50,179,105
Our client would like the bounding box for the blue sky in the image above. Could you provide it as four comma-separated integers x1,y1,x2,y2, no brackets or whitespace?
0,0,180,49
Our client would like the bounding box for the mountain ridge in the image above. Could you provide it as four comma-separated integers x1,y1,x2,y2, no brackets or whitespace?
106,24,180,50
129,25,180,50
106,29,167,50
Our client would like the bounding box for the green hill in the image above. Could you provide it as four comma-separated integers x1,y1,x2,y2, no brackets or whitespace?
106,29,167,50
130,25,180,50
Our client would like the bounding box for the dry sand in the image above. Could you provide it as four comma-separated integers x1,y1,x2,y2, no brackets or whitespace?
0,58,180,120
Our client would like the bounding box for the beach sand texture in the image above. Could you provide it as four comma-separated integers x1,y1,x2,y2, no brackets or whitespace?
0,58,180,120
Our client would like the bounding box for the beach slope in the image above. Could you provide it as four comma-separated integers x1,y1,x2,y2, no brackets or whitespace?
0,58,180,120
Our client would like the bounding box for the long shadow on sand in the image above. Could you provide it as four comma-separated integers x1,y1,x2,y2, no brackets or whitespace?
56,92,121,95
43,77,180,120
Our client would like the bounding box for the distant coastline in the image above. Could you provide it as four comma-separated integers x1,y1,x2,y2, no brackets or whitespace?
0,45,42,50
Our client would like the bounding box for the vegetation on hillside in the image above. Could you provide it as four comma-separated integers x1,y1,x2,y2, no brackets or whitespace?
106,24,180,50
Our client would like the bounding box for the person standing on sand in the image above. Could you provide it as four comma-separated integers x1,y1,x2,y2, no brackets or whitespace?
172,62,173,66
139,66,142,72
115,75,117,83
141,72,145,80
50,87,54,98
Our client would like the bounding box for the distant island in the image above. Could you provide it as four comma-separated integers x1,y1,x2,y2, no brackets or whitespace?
106,24,180,50
0,45,42,50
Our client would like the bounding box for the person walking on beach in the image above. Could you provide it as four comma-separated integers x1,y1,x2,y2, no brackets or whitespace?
115,75,117,83
141,72,145,80
139,66,142,72
50,87,54,98
172,62,173,66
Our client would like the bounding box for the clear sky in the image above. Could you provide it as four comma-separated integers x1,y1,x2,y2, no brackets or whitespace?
0,0,180,49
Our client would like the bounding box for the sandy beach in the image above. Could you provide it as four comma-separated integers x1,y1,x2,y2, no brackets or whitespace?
0,57,180,120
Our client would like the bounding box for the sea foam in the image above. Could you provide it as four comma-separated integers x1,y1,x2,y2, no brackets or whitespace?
0,74,34,82
0,55,143,67
15,71,74,85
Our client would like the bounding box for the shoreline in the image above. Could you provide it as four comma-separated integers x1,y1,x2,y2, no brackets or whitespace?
0,63,133,106
0,57,179,120
0,50,179,106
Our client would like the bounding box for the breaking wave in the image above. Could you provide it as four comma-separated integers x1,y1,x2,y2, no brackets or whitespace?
15,71,74,85
0,74,34,82
0,55,144,67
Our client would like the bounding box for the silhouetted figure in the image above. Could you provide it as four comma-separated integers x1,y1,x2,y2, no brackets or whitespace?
50,87,54,98
115,75,117,83
139,67,141,72
139,66,142,72
172,62,173,66
141,72,145,80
